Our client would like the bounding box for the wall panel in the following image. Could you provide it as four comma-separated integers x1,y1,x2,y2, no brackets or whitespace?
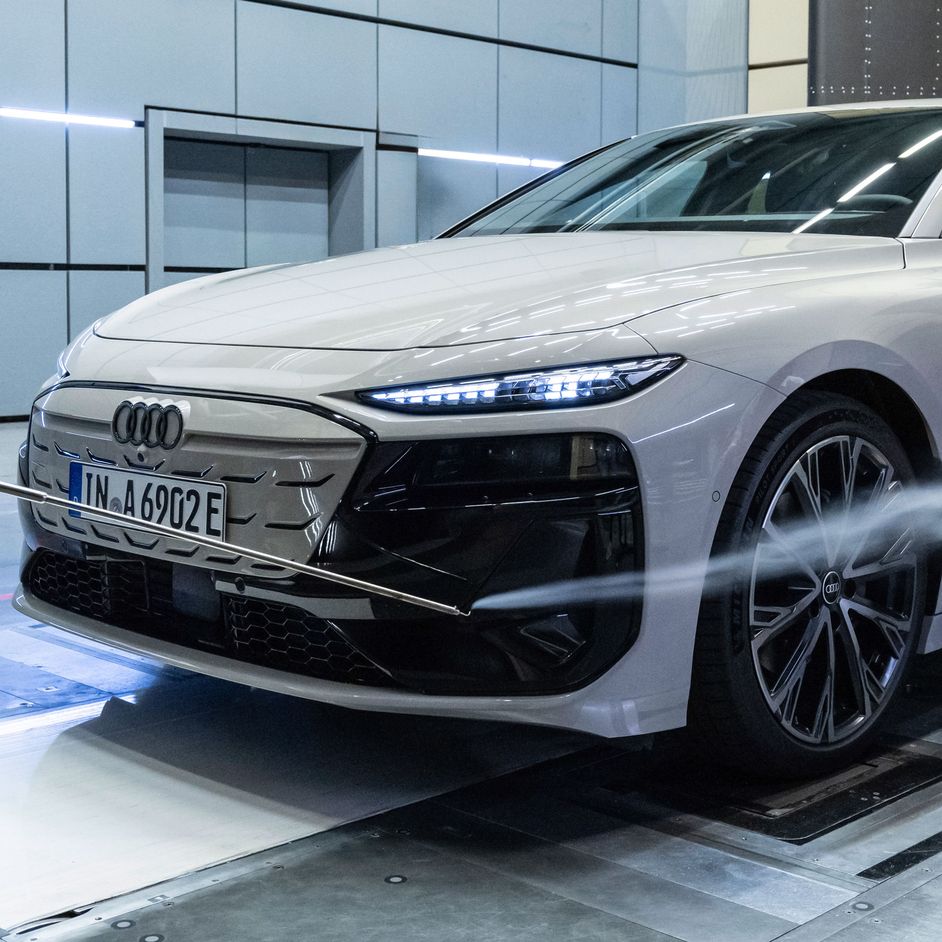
749,0,809,64
0,0,64,111
0,272,67,415
282,0,378,13
499,0,602,56
164,140,246,270
67,0,235,118
378,0,498,36
246,147,329,266
417,159,496,240
603,0,639,62
68,271,146,340
0,123,67,263
237,3,377,128
499,47,602,161
68,127,146,265
377,150,418,247
379,27,498,150
639,0,747,131
602,64,639,144
638,0,691,131
748,0,808,111
748,64,809,112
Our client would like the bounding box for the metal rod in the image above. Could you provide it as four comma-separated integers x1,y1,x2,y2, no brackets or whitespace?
0,480,468,618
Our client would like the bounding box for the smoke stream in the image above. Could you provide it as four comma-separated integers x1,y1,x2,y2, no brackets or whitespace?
471,476,931,613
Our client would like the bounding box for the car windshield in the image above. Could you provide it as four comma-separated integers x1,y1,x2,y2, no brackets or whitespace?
450,109,942,238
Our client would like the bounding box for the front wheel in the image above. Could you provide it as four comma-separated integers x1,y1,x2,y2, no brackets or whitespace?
690,392,927,778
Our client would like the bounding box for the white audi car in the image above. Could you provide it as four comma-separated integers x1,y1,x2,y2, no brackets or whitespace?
13,101,942,776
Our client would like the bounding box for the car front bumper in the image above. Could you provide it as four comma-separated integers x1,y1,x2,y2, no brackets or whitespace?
15,339,784,737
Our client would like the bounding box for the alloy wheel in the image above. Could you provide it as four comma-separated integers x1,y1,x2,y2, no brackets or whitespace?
749,435,920,745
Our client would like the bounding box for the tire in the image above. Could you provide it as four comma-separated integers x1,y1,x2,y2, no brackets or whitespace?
690,391,927,778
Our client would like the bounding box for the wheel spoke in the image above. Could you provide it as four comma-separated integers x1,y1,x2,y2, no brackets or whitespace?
845,552,917,582
769,609,827,722
842,473,906,574
810,620,837,743
841,597,909,660
833,438,877,566
761,519,822,586
750,585,820,651
834,607,879,721
788,456,834,565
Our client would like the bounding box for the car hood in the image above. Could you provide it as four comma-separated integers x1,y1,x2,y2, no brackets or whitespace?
97,232,903,350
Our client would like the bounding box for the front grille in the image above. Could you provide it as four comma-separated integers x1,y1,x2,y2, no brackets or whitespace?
28,552,112,620
27,550,392,688
28,392,368,578
226,596,386,685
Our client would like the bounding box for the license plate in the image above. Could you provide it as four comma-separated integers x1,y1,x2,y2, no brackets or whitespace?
68,463,227,539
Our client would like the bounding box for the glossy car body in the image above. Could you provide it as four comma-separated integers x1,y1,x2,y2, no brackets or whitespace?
14,101,942,740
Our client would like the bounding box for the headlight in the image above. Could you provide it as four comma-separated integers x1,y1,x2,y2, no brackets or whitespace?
357,356,683,414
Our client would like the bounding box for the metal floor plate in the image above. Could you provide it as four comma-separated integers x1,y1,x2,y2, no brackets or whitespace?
16,681,942,942
8,417,942,941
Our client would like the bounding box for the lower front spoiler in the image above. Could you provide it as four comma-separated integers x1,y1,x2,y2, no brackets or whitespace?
13,585,688,738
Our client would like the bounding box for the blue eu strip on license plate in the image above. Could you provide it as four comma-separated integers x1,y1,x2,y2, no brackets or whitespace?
67,462,227,539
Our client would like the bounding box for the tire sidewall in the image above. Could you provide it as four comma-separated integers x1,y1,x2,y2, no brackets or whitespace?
708,395,926,772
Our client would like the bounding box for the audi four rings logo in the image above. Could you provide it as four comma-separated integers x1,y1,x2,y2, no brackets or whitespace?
112,400,186,450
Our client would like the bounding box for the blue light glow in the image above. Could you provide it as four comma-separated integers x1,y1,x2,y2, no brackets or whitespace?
0,106,137,129
418,148,563,170
359,357,684,413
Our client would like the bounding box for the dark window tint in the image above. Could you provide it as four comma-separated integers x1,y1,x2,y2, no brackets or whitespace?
450,110,942,238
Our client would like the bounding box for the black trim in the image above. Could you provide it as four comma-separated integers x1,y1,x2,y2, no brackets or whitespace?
165,134,330,153
0,415,28,423
245,0,639,69
748,58,808,71
0,263,241,274
33,381,378,444
377,142,419,154
858,829,942,880
149,103,376,136
0,263,145,272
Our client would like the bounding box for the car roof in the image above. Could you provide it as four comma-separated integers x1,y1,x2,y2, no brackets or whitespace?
661,99,942,135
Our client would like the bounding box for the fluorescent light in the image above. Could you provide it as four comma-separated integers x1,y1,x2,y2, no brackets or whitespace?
0,106,136,129
793,207,834,234
900,129,942,159
838,163,896,203
418,147,563,170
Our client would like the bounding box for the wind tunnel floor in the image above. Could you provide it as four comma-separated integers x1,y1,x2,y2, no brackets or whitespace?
5,419,942,941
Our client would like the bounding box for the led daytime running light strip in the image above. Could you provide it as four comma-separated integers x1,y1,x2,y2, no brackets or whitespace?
359,357,684,413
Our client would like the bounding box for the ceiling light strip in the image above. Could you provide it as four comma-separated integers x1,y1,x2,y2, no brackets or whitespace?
418,147,563,170
0,106,137,129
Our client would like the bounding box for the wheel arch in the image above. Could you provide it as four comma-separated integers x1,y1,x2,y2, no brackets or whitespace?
798,369,939,477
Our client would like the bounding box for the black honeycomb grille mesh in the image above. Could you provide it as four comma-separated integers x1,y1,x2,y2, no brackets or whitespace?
29,552,112,620
224,596,389,686
27,551,392,688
